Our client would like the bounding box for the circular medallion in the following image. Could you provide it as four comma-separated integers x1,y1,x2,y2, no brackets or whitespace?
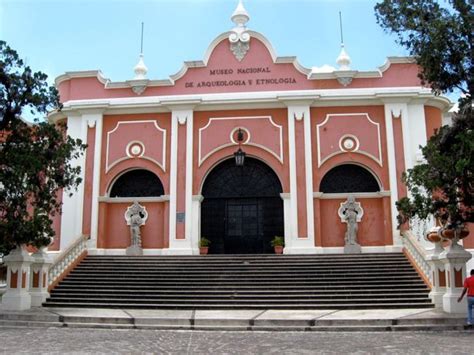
127,141,145,157
339,135,359,152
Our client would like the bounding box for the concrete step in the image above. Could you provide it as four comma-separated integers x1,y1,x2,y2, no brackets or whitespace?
54,284,429,290
1,308,466,331
42,302,434,309
51,288,429,295
44,296,432,304
43,253,433,310
48,293,431,301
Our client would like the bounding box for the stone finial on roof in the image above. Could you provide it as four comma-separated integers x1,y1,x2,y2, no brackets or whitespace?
229,0,251,62
133,53,148,80
231,0,250,29
336,44,351,71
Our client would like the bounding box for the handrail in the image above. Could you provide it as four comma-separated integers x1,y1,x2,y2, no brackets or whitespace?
401,230,432,286
48,234,88,287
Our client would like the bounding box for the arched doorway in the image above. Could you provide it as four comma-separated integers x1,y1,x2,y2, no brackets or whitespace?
319,164,380,193
109,169,164,197
201,158,284,254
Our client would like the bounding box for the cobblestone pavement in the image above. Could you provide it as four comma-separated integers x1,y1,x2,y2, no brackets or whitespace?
0,327,473,354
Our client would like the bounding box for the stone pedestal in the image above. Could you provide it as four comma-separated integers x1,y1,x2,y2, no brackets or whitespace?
30,248,52,307
1,245,34,311
426,242,445,307
126,245,143,256
439,242,472,313
344,243,361,254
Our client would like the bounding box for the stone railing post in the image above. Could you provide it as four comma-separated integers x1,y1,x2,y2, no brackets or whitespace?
1,245,34,310
30,248,52,307
426,241,446,307
439,243,472,313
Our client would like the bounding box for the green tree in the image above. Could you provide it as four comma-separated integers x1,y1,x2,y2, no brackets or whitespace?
375,0,473,231
0,41,86,255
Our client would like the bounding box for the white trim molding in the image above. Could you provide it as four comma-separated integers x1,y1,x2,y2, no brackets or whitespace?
316,113,382,167
105,120,167,173
198,116,283,166
314,191,391,199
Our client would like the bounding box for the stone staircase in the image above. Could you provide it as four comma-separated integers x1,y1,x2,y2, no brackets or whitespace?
43,253,434,309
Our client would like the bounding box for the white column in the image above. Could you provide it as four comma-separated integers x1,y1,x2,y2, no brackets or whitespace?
87,112,104,250
383,103,403,246
168,112,178,243
164,108,194,255
280,193,292,252
405,101,428,169
185,111,194,244
286,107,299,240
303,107,315,244
60,113,88,250
191,195,204,255
285,104,316,253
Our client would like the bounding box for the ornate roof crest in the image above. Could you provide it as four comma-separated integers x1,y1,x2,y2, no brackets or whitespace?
229,0,250,62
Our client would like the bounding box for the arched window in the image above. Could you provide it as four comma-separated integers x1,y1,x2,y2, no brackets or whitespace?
319,164,380,193
109,169,164,197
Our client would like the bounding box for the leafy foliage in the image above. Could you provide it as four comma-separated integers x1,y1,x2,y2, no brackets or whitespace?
375,0,472,98
375,1,473,229
0,41,86,255
396,111,473,227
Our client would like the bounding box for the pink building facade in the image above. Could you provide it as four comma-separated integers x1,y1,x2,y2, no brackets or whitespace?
49,2,466,257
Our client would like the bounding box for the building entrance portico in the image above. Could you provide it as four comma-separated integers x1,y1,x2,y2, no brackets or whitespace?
201,158,284,254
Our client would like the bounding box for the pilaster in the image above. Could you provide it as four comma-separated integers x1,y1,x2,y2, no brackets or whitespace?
164,106,196,255
283,101,316,253
84,111,104,250
60,111,92,250
383,102,404,246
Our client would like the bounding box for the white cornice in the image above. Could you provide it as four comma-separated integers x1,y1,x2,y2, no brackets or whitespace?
50,87,451,119
55,70,110,87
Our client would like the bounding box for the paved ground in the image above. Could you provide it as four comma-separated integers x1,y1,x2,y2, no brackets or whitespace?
1,327,473,354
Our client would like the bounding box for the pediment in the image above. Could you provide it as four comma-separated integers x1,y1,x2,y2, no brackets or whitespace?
168,31,313,94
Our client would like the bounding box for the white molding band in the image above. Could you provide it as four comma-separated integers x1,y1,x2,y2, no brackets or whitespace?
98,196,170,203
54,87,450,119
314,191,391,199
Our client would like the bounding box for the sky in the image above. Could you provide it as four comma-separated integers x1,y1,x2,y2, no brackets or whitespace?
0,0,407,85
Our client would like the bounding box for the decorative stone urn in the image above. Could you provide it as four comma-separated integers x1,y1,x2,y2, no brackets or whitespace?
124,201,148,256
338,195,363,254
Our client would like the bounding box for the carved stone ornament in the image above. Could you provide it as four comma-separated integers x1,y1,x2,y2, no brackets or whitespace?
124,201,148,256
229,0,251,62
230,40,250,62
338,195,363,254
337,76,353,87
